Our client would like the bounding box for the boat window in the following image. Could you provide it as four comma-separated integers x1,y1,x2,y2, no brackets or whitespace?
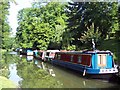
55,54,57,58
71,55,74,62
58,54,61,60
46,52,49,56
78,56,81,63
98,54,106,67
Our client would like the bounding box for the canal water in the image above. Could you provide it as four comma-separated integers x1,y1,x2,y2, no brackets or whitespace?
1,52,120,88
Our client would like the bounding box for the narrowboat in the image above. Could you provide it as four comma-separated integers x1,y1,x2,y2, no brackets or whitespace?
51,50,118,79
33,50,46,61
27,49,33,56
19,48,26,55
19,48,33,56
45,50,59,61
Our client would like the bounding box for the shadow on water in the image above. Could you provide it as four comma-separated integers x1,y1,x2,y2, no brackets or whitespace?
1,51,120,88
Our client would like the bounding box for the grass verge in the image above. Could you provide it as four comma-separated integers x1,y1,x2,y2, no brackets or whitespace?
0,76,18,89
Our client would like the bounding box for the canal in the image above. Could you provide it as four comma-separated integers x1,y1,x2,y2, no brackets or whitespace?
1,52,120,88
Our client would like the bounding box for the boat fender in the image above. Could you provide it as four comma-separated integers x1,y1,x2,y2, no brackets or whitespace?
83,69,86,76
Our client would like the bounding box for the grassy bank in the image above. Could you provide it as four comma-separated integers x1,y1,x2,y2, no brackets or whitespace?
0,76,18,89
98,38,120,64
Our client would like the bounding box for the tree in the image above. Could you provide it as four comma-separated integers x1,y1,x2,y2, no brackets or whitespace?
16,7,54,50
16,2,67,50
0,1,11,49
64,2,118,49
80,23,101,49
41,2,68,49
118,2,120,30
115,2,120,40
62,2,85,49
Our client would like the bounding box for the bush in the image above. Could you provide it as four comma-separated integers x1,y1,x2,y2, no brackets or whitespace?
115,30,120,40
80,23,101,48
66,45,76,51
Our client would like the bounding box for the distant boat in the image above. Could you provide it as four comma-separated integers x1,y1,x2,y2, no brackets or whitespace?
34,50,59,62
19,48,33,56
33,50,46,61
45,50,59,62
27,49,33,56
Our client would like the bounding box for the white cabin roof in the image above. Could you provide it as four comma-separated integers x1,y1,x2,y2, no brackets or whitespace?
46,50,60,52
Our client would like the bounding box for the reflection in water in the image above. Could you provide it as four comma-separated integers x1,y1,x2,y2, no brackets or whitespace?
9,52,17,55
20,55,22,58
34,60,42,68
26,56,33,61
34,59,56,77
2,52,61,88
83,80,86,86
17,56,61,88
48,69,56,77
8,63,23,86
4,52,8,64
2,52,120,88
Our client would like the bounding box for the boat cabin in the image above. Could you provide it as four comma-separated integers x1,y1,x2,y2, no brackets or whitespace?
45,50,60,61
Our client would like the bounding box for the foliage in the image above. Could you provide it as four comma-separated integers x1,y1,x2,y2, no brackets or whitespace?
66,45,76,51
1,52,62,88
0,52,20,78
17,58,62,88
80,23,101,48
16,2,67,50
64,2,118,49
0,1,11,49
3,36,15,50
16,8,52,49
98,38,120,61
111,2,119,32
115,30,120,40
116,3,120,40
16,1,119,51
0,76,18,89
118,2,120,29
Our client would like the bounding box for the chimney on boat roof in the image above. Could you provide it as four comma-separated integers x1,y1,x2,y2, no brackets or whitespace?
92,39,95,51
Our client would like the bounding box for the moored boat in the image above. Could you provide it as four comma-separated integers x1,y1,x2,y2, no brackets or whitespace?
33,50,59,62
19,48,33,56
45,50,60,62
27,49,33,56
52,50,118,79
33,50,46,61
19,48,26,55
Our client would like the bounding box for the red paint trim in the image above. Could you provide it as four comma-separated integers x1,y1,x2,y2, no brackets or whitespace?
54,53,91,67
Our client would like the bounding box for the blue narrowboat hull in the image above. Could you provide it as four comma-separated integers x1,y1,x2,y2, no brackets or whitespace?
51,59,118,79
